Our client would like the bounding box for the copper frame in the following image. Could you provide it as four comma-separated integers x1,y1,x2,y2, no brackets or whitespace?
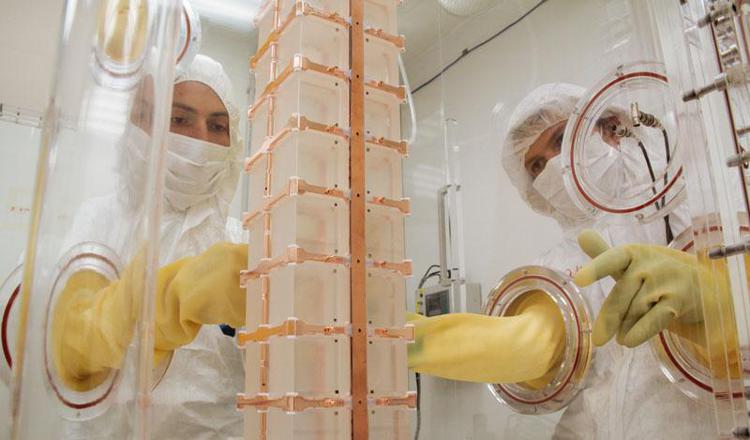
250,0,405,70
240,177,349,232
240,246,349,284
244,114,351,173
247,56,350,121
248,57,405,122
250,0,350,69
242,0,412,436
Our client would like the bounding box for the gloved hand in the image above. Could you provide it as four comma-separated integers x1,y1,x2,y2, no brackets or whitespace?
407,291,565,385
574,229,706,347
52,242,247,391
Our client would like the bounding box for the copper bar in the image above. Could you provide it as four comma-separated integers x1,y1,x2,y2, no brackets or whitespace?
241,211,261,230
250,31,279,69
237,319,348,345
372,325,415,341
350,0,369,437
242,178,349,226
237,393,346,412
260,276,271,335
372,392,417,409
366,136,408,156
244,149,267,172
369,259,412,276
368,196,410,214
257,0,281,435
366,80,405,101
263,212,271,262
259,410,268,440
302,2,349,29
298,55,349,79
264,114,350,153
364,27,406,50
295,178,349,200
261,56,349,102
241,246,349,281
248,93,271,119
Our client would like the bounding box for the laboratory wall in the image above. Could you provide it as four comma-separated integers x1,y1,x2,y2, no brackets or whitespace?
403,0,611,437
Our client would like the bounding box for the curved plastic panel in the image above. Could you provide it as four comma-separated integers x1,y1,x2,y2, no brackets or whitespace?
8,0,181,438
175,0,202,74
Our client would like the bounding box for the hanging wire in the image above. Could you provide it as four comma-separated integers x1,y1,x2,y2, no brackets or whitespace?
412,0,550,95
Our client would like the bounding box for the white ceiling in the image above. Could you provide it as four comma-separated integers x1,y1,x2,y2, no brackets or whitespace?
0,0,543,115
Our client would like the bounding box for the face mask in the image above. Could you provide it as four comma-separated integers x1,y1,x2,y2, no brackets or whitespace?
532,155,591,222
164,132,231,211
581,133,623,199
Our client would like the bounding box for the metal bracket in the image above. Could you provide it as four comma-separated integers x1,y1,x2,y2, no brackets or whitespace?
708,239,750,259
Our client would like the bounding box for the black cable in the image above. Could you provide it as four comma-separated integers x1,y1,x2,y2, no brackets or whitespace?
661,129,674,243
638,138,675,243
414,372,422,440
411,0,550,95
417,264,440,288
637,141,659,199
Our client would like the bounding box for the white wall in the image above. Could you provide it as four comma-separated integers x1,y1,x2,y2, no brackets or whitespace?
403,0,641,437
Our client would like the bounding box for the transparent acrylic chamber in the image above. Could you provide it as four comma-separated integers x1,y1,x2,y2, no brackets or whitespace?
240,0,413,438
7,0,181,438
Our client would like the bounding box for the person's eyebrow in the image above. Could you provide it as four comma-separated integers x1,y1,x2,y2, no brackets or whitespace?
172,102,197,113
209,111,229,118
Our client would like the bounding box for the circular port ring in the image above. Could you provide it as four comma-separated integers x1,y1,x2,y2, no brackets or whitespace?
562,62,686,221
43,242,123,420
483,265,593,414
0,264,23,384
650,213,748,404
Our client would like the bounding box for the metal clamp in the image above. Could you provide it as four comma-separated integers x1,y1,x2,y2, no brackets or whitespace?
683,65,749,102
708,239,750,259
696,0,735,28
727,151,750,168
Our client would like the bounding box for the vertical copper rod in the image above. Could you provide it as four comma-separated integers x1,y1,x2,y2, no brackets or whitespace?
263,212,271,260
349,0,368,437
258,1,281,437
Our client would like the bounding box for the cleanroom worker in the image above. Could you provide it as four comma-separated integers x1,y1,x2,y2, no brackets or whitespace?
408,83,723,439
51,54,247,438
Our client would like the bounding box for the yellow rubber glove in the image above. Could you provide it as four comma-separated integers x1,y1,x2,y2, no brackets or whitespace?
52,242,247,391
574,230,711,347
407,291,565,385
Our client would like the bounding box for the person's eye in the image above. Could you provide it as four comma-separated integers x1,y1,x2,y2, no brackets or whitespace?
209,122,228,133
171,116,188,126
531,158,546,178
